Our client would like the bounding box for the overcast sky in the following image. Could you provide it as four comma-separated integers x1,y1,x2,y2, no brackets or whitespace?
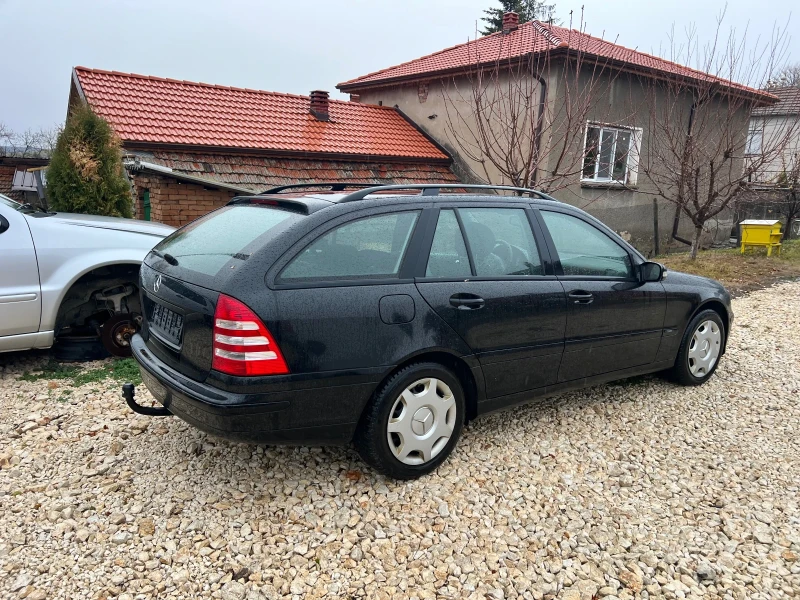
0,0,796,134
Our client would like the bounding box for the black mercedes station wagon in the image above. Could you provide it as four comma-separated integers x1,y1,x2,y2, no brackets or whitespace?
126,183,732,479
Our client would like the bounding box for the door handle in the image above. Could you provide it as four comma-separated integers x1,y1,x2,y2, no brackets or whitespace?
449,293,485,310
568,290,594,305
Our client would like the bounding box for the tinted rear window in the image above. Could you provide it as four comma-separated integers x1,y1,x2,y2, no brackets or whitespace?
154,206,301,277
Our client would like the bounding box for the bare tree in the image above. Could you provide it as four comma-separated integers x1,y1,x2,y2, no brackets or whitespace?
441,11,635,194
0,122,60,157
775,154,800,239
639,12,797,258
0,122,13,151
774,62,800,86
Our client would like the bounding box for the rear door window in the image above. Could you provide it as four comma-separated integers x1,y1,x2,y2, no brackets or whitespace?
425,210,471,278
280,211,420,282
154,205,301,278
459,208,543,276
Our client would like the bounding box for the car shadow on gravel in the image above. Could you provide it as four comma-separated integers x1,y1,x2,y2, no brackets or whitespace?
130,372,673,488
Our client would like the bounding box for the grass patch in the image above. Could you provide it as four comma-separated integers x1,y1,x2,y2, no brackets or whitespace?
20,361,81,382
20,358,142,387
658,239,800,294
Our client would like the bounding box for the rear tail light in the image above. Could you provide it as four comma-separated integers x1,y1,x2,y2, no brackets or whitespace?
212,294,289,376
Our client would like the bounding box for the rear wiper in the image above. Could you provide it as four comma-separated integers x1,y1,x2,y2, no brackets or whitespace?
151,249,179,265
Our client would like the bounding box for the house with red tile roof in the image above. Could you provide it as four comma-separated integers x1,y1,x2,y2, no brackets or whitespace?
338,13,778,250
748,86,800,183
67,67,458,226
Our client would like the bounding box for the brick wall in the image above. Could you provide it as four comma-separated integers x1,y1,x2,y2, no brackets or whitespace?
129,172,238,227
0,165,24,201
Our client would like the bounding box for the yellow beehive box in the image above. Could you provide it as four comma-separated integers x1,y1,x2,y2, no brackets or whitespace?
740,219,782,256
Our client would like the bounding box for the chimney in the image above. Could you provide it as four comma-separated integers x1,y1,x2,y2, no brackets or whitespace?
310,90,330,121
502,11,519,34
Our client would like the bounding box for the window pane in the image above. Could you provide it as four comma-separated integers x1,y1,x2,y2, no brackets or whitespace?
541,211,632,278
746,128,762,154
425,210,471,278
156,206,300,277
459,208,542,276
583,126,600,178
612,131,631,182
281,211,419,280
597,130,615,179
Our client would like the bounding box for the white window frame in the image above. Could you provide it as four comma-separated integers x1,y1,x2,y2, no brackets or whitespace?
581,123,642,186
745,120,764,156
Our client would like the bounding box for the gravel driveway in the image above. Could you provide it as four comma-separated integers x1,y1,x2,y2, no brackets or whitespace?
1,282,799,600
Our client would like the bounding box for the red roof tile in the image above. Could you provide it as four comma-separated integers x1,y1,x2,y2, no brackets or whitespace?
73,67,449,160
337,21,775,103
0,165,22,201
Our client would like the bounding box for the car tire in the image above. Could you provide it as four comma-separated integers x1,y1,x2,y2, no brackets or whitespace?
53,336,110,362
354,362,465,480
670,309,725,386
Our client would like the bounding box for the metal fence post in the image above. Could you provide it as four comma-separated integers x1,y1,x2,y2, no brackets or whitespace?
653,198,660,256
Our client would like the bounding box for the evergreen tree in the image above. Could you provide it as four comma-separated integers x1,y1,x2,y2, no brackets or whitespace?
47,104,132,218
481,0,557,36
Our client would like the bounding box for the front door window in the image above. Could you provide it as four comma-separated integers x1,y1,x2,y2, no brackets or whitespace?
540,211,632,278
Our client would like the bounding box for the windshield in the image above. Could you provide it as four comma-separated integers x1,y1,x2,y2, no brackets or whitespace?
153,205,302,278
0,193,22,210
0,193,51,215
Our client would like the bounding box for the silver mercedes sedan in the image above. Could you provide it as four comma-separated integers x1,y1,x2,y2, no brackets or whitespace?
0,193,174,356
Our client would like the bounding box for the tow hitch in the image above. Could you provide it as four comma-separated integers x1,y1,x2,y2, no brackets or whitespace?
122,383,171,416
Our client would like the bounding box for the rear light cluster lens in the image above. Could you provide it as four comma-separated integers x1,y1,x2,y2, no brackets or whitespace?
212,294,289,376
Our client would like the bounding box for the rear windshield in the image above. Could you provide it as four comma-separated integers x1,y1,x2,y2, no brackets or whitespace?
152,205,301,278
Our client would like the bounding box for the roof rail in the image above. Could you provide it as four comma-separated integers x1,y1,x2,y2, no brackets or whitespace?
339,184,559,203
261,182,379,194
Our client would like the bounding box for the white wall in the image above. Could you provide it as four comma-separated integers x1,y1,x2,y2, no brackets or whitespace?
748,113,800,182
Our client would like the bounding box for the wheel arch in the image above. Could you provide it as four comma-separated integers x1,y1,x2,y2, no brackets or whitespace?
694,299,731,354
371,350,482,422
50,261,143,334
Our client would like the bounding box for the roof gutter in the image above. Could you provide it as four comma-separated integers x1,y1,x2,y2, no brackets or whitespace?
122,157,256,194
121,141,452,165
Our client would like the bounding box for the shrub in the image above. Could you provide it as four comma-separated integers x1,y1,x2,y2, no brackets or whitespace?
47,104,132,217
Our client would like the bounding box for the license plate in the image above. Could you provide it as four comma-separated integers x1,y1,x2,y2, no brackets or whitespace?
150,302,184,346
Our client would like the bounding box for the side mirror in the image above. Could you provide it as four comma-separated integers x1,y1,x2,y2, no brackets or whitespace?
0,215,9,234
640,261,666,282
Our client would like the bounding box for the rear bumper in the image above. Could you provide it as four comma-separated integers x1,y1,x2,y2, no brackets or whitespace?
130,334,378,445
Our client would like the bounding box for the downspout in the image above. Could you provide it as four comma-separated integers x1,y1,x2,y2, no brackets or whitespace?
670,95,695,246
672,86,717,246
529,68,548,187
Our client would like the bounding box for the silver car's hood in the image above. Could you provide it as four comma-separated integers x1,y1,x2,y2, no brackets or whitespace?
25,212,174,237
